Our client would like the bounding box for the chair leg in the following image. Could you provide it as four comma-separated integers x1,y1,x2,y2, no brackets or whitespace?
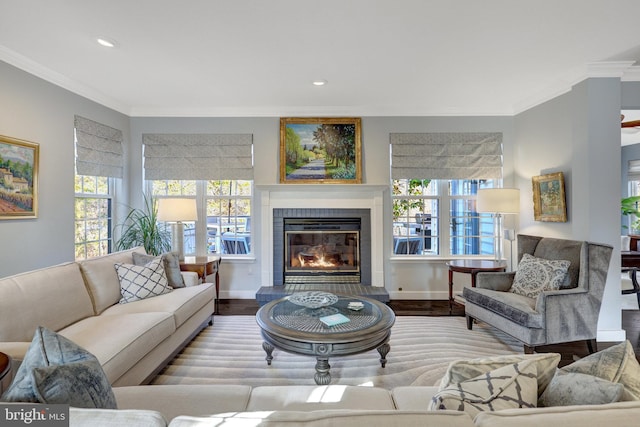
524,345,535,354
466,315,473,330
586,339,597,354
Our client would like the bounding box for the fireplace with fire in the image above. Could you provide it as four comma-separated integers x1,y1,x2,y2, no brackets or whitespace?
272,208,371,286
284,218,360,283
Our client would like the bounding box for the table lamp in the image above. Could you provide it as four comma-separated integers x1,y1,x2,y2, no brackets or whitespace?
157,198,198,260
476,188,520,262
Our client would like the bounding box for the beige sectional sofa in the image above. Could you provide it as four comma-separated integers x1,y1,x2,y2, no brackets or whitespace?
67,383,640,426
0,247,215,387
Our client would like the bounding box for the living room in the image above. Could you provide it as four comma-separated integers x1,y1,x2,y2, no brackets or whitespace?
1,1,640,425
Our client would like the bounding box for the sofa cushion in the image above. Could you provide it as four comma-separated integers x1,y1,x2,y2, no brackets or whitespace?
1,326,116,409
437,352,560,396
168,410,475,427
79,247,144,314
102,284,215,328
429,360,538,418
133,252,185,288
114,384,252,422
70,407,167,427
561,340,640,401
246,385,395,411
115,259,172,304
0,262,94,342
474,400,640,427
462,287,543,328
58,312,175,384
539,369,624,407
510,254,570,298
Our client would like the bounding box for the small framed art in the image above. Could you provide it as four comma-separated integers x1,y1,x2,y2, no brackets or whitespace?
532,172,567,222
280,117,362,184
0,135,39,219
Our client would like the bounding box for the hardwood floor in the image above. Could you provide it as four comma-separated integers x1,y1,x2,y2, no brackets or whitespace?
217,299,640,364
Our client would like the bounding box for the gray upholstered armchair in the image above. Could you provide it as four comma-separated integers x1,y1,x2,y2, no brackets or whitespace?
464,234,613,354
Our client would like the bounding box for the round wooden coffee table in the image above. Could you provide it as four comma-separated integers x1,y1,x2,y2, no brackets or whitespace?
256,294,395,385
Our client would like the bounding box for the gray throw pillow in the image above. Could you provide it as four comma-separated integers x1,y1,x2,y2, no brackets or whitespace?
539,369,624,407
510,253,570,298
0,326,116,409
133,251,185,288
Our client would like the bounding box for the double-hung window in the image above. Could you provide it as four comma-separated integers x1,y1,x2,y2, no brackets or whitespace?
74,116,123,260
143,134,253,256
390,132,503,257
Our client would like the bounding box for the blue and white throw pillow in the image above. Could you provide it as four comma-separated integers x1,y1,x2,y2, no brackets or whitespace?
115,258,172,304
510,253,570,298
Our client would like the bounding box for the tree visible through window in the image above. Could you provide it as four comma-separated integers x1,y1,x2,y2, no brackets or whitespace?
75,175,112,260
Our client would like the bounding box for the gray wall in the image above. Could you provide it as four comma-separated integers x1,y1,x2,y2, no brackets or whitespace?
0,61,130,276
514,78,623,340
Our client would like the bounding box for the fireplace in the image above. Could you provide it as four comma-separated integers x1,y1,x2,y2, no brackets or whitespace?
284,218,360,283
272,208,371,286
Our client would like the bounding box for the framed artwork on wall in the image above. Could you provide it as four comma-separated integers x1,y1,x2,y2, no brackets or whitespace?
532,171,567,222
0,135,39,219
279,117,362,184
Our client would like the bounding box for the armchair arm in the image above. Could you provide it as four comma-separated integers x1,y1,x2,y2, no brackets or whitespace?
476,271,516,291
536,286,596,343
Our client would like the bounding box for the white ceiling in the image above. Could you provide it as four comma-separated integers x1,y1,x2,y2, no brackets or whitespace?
1,0,640,117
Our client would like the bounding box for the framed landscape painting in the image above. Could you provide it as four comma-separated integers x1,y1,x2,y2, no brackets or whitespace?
280,117,362,184
532,172,566,222
0,135,39,219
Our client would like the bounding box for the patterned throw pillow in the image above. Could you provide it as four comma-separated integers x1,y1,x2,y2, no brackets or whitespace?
438,352,561,396
510,253,570,298
561,340,640,401
115,258,172,304
0,326,116,409
132,251,185,288
429,360,538,418
539,369,624,407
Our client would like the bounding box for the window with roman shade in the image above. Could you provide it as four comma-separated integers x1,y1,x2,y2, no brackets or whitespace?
143,133,254,257
389,132,503,256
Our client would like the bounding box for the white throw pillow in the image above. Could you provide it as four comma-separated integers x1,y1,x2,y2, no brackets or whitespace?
510,253,570,298
114,258,172,304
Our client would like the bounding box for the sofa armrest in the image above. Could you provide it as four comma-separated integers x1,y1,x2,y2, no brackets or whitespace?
180,272,200,287
476,272,516,291
536,287,595,343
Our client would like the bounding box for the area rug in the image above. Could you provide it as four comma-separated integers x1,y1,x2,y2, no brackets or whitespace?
152,316,522,389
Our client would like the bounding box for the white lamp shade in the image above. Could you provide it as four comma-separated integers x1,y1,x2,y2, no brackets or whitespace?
157,198,198,222
476,188,520,214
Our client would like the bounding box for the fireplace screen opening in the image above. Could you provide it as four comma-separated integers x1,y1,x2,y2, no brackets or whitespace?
284,218,360,282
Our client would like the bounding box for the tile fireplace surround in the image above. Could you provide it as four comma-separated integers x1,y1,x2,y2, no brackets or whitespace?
256,185,389,305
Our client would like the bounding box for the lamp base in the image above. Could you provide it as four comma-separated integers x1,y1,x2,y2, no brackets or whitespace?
171,222,185,261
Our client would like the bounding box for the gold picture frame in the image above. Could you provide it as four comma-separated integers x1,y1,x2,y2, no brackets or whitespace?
0,135,39,219
532,172,567,222
280,117,362,184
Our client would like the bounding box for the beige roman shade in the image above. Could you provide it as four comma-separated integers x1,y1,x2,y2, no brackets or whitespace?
628,159,640,181
74,115,124,178
390,132,503,180
142,133,253,181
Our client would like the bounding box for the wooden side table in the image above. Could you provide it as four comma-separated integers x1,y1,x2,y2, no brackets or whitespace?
0,351,11,394
447,259,506,315
180,255,222,313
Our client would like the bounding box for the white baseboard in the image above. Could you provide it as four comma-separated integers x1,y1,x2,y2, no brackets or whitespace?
597,329,626,342
220,290,259,300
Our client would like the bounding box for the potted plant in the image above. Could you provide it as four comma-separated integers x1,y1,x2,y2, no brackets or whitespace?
115,195,172,256
622,196,640,234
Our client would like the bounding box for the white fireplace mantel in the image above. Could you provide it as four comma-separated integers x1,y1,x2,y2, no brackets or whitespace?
258,185,388,288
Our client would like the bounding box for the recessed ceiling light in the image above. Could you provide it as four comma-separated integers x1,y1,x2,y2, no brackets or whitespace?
96,37,117,48
312,80,327,86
